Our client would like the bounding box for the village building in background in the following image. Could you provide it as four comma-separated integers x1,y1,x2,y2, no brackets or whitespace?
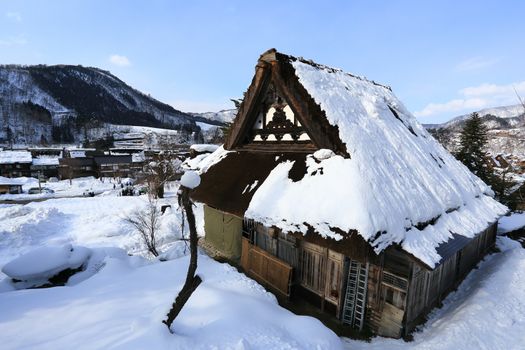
0,178,24,194
0,150,32,178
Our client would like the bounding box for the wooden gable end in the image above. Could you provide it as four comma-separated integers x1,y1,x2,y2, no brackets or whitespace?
225,50,348,156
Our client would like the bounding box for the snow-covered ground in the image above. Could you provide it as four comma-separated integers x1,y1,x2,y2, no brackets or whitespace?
0,187,524,349
0,183,198,278
498,212,525,233
0,251,340,350
0,188,340,349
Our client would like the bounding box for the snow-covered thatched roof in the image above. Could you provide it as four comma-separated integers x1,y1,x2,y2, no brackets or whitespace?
193,49,507,268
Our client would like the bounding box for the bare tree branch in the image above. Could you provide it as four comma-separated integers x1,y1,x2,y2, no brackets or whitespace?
514,87,525,112
143,140,184,198
125,196,161,257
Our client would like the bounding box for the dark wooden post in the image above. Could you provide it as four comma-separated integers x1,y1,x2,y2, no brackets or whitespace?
162,186,202,331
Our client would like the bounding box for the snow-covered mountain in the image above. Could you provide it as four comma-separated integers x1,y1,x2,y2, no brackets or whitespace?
426,104,525,131
190,109,237,144
425,104,525,157
190,109,237,126
0,64,198,145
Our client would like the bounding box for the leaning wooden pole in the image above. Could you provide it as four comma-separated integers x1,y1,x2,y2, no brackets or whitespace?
162,186,202,331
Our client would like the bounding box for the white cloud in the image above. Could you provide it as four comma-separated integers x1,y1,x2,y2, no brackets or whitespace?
415,80,525,118
6,11,22,22
414,98,487,117
0,34,27,46
460,81,525,97
109,54,131,67
456,56,499,72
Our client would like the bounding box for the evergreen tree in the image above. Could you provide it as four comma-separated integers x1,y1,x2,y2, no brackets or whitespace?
455,112,491,183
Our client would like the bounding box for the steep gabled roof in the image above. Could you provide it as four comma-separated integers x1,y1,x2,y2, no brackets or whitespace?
193,49,507,268
225,49,348,155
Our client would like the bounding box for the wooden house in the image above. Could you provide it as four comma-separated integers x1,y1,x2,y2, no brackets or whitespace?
0,151,32,178
58,155,136,180
31,157,59,179
0,180,23,194
93,155,133,178
190,49,507,338
58,157,97,179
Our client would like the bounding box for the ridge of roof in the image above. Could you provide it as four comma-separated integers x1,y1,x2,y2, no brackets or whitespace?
259,48,392,91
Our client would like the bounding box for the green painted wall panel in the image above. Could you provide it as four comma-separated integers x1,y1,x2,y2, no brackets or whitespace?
204,205,242,262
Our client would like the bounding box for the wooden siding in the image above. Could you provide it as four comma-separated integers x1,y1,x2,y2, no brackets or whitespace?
378,303,405,338
405,265,428,323
300,241,327,295
325,250,344,306
365,263,383,333
238,218,499,339
403,223,498,334
383,248,412,278
241,237,293,296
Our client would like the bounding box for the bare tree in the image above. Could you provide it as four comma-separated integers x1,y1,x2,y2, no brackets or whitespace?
515,88,525,112
125,196,161,257
144,140,183,198
162,180,201,331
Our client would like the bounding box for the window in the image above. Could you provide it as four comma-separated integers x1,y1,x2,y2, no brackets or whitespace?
382,271,407,310
382,271,408,290
383,287,406,310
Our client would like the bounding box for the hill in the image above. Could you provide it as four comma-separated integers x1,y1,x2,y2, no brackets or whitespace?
425,104,525,156
0,64,198,145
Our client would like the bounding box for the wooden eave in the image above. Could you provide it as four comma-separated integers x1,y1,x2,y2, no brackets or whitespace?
224,61,272,150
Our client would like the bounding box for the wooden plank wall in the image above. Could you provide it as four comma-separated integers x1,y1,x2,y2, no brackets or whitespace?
241,237,293,296
300,242,327,295
365,263,383,334
404,223,498,333
405,266,429,322
458,235,481,278
438,253,457,297
378,303,405,338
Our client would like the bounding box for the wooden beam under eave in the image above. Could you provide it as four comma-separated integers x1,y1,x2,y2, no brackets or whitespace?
225,61,272,150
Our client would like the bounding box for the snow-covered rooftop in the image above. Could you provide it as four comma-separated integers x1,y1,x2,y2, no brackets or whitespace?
0,176,25,185
0,150,32,164
69,150,86,158
32,157,59,166
196,51,508,268
190,144,220,153
132,152,146,163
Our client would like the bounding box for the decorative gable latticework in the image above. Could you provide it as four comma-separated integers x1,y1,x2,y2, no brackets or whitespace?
225,49,348,155
250,83,311,144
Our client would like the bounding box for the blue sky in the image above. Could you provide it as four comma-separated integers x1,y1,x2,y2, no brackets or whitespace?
1,0,524,123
